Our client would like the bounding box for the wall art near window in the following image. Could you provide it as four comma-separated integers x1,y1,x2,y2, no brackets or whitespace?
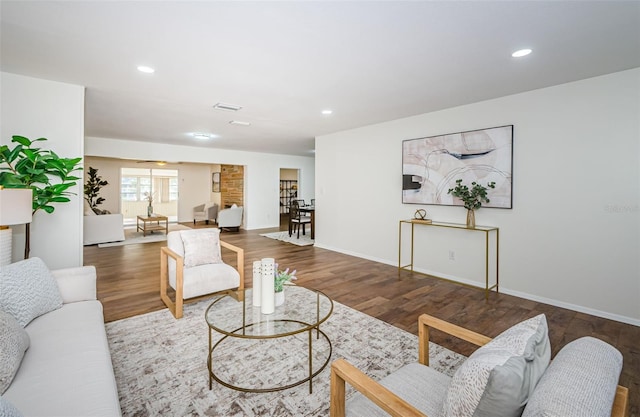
402,125,513,208
212,172,221,193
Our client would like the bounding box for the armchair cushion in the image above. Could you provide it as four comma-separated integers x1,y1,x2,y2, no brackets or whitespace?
180,229,222,267
442,314,550,417
0,258,63,327
522,337,623,417
177,263,241,300
346,363,450,417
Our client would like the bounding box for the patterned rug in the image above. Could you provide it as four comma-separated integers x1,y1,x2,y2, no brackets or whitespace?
98,224,191,247
260,231,314,246
105,297,466,416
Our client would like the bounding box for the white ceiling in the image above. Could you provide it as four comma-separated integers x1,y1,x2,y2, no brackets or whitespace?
1,1,639,157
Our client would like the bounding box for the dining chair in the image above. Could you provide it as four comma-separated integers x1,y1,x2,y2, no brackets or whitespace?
289,200,311,239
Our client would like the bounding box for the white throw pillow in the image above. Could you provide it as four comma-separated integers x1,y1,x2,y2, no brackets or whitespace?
442,314,550,417
0,310,30,394
180,229,222,268
0,257,63,327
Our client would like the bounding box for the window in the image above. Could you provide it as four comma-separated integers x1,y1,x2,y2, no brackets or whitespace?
120,167,179,223
120,168,178,202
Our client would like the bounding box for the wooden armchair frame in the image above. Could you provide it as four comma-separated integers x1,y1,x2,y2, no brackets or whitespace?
330,314,629,417
160,240,244,319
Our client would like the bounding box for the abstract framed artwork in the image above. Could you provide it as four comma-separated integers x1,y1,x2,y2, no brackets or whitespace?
212,172,221,193
402,125,513,208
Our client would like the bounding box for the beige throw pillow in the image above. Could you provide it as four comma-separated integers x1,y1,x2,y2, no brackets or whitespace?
180,229,222,268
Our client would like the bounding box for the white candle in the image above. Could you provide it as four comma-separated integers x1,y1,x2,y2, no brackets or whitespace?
252,260,262,307
261,258,275,314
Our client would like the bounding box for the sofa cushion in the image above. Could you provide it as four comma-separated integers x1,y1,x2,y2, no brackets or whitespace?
0,257,63,327
0,310,30,394
522,336,622,417
3,301,121,417
180,228,222,267
442,314,550,417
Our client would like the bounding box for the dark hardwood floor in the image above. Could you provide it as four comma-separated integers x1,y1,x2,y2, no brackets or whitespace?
84,218,639,416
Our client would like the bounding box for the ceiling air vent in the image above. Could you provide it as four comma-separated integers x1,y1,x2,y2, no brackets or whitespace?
213,102,242,111
229,120,251,126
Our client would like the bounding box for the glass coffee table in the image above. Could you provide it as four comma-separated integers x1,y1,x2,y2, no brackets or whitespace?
205,285,333,393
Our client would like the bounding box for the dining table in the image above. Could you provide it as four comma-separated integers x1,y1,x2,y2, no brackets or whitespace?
297,205,315,239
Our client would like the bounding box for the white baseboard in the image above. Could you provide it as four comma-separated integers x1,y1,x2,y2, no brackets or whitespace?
313,243,640,327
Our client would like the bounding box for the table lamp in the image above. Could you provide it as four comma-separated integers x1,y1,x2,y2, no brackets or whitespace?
0,187,33,266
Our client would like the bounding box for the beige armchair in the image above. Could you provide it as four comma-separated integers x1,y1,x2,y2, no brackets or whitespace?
193,202,218,225
331,314,628,417
160,228,244,319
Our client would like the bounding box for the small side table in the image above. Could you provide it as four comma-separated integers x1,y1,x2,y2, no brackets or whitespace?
136,215,168,237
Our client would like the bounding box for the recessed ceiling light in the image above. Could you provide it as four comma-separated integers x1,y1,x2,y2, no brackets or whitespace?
512,49,532,58
229,120,251,126
321,109,333,115
193,133,212,140
137,65,155,74
213,103,242,111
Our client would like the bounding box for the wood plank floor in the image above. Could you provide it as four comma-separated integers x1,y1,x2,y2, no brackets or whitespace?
84,221,639,417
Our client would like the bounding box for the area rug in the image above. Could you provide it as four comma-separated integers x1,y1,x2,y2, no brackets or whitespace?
98,223,191,247
260,231,314,246
105,297,466,416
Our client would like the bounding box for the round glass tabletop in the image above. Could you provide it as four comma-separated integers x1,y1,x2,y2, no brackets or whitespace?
205,285,333,337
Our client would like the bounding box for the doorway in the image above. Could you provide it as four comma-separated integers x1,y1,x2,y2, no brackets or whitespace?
279,168,299,229
120,167,178,224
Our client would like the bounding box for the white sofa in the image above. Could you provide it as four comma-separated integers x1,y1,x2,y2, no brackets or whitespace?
1,260,121,417
217,205,243,231
84,213,125,245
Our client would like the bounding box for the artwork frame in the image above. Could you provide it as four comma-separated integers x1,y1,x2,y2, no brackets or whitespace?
402,125,513,208
212,172,221,193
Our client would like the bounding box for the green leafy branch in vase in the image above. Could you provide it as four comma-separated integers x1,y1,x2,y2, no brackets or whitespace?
447,179,496,210
274,265,297,293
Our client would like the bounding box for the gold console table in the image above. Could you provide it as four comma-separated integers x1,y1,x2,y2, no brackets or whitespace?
398,219,499,298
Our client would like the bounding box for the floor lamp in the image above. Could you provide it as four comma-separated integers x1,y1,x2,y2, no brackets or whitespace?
0,187,33,267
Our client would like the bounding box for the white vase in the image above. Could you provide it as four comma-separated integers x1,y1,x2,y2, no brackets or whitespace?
275,290,284,306
252,260,262,307
260,258,275,314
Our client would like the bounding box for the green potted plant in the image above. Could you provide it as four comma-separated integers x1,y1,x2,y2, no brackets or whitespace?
0,135,82,258
447,179,495,228
274,265,297,305
84,166,110,215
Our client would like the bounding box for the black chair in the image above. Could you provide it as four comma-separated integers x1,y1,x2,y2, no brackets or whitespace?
289,200,311,238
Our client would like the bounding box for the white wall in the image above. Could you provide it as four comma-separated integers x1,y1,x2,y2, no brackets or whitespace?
316,68,640,325
85,137,315,229
1,72,85,269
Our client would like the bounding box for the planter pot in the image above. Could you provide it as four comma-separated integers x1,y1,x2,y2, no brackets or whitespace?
466,209,475,228
275,290,285,306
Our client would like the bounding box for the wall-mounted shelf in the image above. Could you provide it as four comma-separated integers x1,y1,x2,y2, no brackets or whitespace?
280,180,297,214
